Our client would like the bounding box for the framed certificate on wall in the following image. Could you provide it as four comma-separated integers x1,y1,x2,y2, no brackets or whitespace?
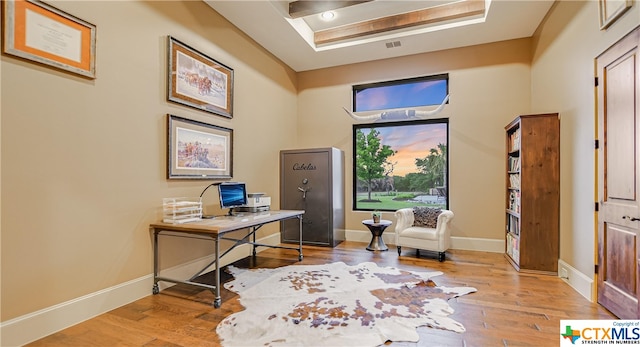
2,0,96,78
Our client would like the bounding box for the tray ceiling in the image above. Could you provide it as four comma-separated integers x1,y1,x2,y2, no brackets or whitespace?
204,0,555,72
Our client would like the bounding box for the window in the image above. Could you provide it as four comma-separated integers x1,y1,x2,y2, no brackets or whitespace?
353,119,449,212
353,74,448,112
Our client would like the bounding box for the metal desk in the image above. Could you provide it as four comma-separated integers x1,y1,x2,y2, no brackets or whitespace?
150,210,304,308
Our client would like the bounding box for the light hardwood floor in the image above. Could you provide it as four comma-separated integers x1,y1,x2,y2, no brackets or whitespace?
27,241,615,346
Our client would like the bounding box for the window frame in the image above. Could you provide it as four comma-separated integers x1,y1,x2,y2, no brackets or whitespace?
352,118,449,212
352,73,449,112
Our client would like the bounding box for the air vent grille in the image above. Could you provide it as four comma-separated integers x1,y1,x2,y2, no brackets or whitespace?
385,41,401,48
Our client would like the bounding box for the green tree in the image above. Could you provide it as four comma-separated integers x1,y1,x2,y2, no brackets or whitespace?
415,143,447,189
393,175,409,192
355,129,396,201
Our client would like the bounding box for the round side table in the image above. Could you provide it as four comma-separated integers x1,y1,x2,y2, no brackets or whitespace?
362,219,392,251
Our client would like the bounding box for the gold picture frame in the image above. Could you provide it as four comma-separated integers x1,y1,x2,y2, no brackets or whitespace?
168,36,234,119
2,0,96,78
599,0,633,30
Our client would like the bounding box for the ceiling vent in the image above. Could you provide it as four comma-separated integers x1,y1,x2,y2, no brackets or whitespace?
385,41,401,48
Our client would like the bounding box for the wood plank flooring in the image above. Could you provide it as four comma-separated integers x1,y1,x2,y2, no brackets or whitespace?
27,241,615,346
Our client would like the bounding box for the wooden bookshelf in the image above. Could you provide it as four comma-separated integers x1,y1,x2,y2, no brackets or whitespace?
505,113,559,275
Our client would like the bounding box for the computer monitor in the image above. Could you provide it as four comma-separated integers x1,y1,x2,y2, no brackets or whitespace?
218,182,248,213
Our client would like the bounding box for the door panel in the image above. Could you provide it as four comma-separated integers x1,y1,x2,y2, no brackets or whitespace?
606,56,636,199
604,225,636,295
597,26,640,319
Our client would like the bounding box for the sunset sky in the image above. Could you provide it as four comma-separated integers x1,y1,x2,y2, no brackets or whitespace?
360,122,447,177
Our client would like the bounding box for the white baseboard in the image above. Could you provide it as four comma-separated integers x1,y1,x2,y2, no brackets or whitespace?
449,236,504,253
0,233,281,347
558,259,594,302
0,274,153,347
345,229,504,253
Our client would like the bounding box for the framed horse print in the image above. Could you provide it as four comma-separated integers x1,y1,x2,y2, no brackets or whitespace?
167,114,233,180
167,36,234,118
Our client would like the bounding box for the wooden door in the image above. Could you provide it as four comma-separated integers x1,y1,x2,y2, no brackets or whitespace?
596,26,640,319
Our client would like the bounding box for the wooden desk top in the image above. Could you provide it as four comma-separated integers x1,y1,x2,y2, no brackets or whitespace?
150,210,304,235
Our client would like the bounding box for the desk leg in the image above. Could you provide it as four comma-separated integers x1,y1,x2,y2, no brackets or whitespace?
152,229,160,295
213,237,221,308
298,215,304,261
252,227,257,257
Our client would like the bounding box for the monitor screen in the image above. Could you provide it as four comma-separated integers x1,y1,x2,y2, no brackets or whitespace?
218,182,248,209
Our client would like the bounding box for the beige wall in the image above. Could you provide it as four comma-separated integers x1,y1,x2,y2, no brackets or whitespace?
3,0,640,337
530,1,640,278
1,1,297,321
297,39,532,241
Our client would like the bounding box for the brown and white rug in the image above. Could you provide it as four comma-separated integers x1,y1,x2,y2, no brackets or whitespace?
216,261,476,346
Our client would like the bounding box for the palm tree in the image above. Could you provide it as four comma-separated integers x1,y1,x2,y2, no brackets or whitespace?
415,143,447,189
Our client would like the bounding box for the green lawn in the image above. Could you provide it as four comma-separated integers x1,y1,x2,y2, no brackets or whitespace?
354,191,445,211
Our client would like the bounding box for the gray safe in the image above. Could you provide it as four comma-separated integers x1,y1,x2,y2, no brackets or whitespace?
280,147,345,247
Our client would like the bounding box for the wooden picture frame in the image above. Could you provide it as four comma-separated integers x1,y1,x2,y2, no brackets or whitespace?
167,114,233,180
599,0,632,29
168,36,234,118
2,0,96,78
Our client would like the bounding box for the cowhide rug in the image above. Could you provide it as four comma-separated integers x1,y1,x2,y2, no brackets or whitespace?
216,261,476,346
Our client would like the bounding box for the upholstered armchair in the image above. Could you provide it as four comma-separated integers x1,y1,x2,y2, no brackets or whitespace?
394,208,454,262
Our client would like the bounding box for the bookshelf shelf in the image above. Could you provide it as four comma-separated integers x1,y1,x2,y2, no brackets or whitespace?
504,113,559,275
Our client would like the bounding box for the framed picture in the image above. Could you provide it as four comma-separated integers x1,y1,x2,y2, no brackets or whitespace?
168,36,234,118
2,0,96,78
599,0,632,29
167,114,233,180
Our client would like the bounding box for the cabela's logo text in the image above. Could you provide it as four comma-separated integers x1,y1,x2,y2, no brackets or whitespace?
292,163,316,170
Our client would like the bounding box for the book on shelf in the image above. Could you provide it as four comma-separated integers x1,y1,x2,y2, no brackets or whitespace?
509,174,520,189
506,232,520,263
508,156,520,171
509,191,520,213
507,214,520,235
509,128,521,152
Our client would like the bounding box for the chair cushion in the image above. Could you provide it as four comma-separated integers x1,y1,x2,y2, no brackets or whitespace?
412,207,442,228
398,226,438,241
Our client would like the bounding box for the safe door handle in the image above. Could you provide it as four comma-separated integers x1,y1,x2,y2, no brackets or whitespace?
297,186,311,199
623,216,640,221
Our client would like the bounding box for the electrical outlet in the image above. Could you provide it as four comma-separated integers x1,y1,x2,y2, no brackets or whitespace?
559,267,569,279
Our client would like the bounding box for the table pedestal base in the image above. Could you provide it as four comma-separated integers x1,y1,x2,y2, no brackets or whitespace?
362,219,392,252
366,235,388,251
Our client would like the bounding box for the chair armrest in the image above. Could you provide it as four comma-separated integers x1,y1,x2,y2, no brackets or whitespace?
394,208,415,235
435,210,454,236
395,208,415,245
